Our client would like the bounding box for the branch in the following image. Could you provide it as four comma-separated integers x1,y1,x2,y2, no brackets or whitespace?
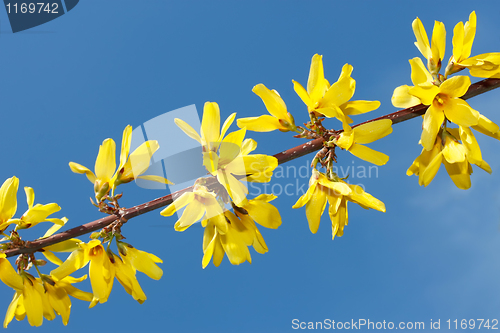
5,78,500,258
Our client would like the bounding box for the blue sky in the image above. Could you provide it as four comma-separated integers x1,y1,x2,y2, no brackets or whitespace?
1,1,500,332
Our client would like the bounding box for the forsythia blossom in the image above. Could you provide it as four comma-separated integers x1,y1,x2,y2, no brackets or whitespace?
293,54,380,124
51,240,162,306
332,119,393,166
165,101,281,267
174,101,278,207
237,83,298,132
407,126,491,189
202,194,281,268
69,125,172,201
293,169,385,239
0,254,93,327
392,12,500,188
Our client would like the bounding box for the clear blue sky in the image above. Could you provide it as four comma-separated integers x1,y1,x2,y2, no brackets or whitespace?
1,1,500,332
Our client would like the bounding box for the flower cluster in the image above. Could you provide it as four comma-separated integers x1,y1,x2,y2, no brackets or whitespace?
293,169,385,239
69,125,172,203
392,11,500,188
163,102,282,267
0,125,168,327
0,176,91,327
239,54,390,239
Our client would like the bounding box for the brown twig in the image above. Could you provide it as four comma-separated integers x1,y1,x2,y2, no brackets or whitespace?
4,78,500,258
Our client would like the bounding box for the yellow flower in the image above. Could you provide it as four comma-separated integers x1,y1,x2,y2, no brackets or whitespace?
175,102,278,207
407,127,491,189
459,53,500,79
160,184,228,234
409,74,480,150
69,125,172,201
293,54,380,123
293,169,385,239
113,244,163,304
202,197,281,269
40,238,81,266
3,274,47,327
2,272,92,328
412,17,446,75
393,57,480,151
237,84,297,132
9,187,65,230
392,57,434,108
202,211,252,268
446,11,500,78
41,275,93,326
175,102,236,154
333,119,393,166
472,114,500,139
0,256,24,291
51,240,115,305
118,244,163,281
163,188,282,268
0,177,19,232
207,128,278,206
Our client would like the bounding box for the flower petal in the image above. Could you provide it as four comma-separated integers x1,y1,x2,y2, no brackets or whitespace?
410,57,433,86
174,118,201,143
443,98,479,127
443,160,471,190
23,279,44,327
51,248,89,281
174,199,205,230
409,84,440,105
421,106,445,151
0,177,18,224
94,138,116,182
452,21,464,62
341,100,380,116
68,162,96,184
217,172,248,207
431,20,446,63
245,199,281,229
237,115,284,132
3,291,21,328
118,125,132,172
292,80,313,108
347,185,386,212
222,128,247,150
305,186,327,234
392,85,422,108
412,17,431,59
123,247,163,280
307,54,328,100
348,144,390,166
292,182,317,209
353,119,393,144
0,258,23,290
219,113,237,141
439,75,470,98
420,151,443,186
201,102,221,151
442,137,466,163
160,192,195,217
322,75,355,108
463,11,476,60
252,84,288,119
